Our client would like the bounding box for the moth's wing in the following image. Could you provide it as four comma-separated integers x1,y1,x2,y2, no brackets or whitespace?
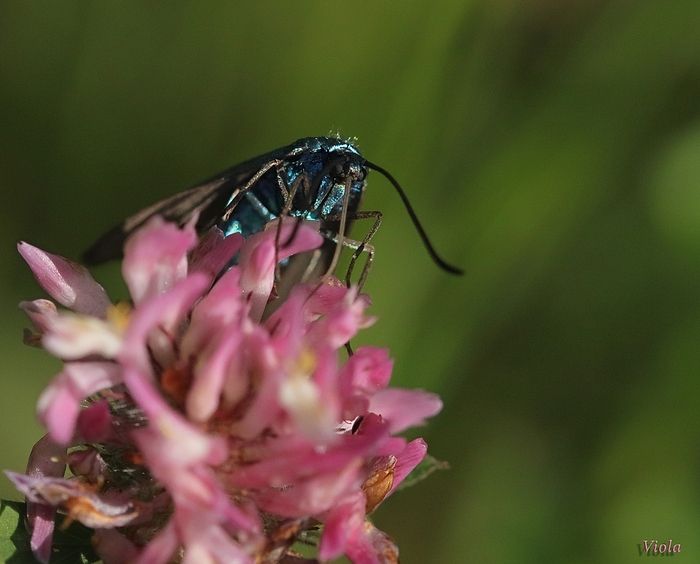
83,174,244,265
82,142,303,265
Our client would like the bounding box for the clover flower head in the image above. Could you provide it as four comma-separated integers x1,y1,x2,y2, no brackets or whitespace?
8,217,442,564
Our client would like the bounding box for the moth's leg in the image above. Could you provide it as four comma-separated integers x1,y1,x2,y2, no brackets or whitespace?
321,178,353,281
344,210,382,288
220,159,284,224
275,165,290,203
322,232,375,291
321,210,382,290
273,169,308,283
301,248,324,283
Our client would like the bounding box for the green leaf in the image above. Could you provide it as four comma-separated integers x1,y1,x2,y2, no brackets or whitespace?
396,455,449,492
0,500,99,563
0,500,31,563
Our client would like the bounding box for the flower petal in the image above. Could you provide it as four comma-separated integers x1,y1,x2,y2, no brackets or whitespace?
189,227,244,279
279,348,339,445
252,461,362,517
186,331,241,422
133,520,178,564
308,286,374,349
5,472,138,528
76,400,113,442
19,299,57,333
122,217,197,303
130,394,227,469
368,388,442,433
93,529,140,564
230,413,389,488
27,502,55,564
180,266,245,360
319,493,365,561
342,347,393,395
24,435,66,564
239,219,323,321
18,242,110,316
388,438,428,495
120,273,210,376
42,313,122,359
347,521,399,564
179,507,254,564
37,362,121,444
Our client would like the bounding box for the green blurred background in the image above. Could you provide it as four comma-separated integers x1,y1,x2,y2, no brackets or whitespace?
2,2,700,562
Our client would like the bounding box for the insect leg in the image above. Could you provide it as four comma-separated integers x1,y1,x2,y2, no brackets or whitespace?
300,248,324,282
321,232,375,290
321,177,353,280
320,210,382,289
273,169,307,282
344,210,382,288
220,159,284,224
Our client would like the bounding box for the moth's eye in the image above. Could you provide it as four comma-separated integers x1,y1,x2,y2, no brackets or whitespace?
332,162,345,178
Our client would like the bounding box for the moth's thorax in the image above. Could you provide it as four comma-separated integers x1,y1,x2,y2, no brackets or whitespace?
220,137,367,237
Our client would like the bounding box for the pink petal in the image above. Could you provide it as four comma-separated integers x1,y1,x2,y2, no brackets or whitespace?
368,388,442,433
189,227,244,279
38,382,80,445
230,357,282,440
120,273,209,376
19,299,57,333
130,446,259,535
308,286,374,349
265,218,324,261
27,503,55,564
37,362,121,444
127,384,227,468
178,507,254,564
319,493,365,561
69,448,109,481
18,242,110,316
239,220,323,321
25,433,66,479
388,438,428,495
93,529,140,564
346,522,398,564
133,520,178,564
42,313,122,359
305,280,353,315
340,347,394,395
264,288,308,358
240,237,275,321
122,217,197,303
230,413,389,488
76,400,112,442
5,472,138,528
186,331,241,422
185,467,260,533
253,462,361,518
24,435,66,564
278,347,340,444
222,326,269,409
180,266,245,360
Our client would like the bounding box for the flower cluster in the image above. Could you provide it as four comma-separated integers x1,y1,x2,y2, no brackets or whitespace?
7,217,442,563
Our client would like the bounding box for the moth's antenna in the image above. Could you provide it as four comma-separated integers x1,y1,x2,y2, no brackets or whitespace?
364,160,464,275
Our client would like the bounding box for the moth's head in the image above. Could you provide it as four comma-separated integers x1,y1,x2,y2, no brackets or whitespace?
327,151,367,187
286,138,368,216
311,136,367,184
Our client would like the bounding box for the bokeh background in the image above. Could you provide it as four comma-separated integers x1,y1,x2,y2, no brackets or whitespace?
2,2,700,562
